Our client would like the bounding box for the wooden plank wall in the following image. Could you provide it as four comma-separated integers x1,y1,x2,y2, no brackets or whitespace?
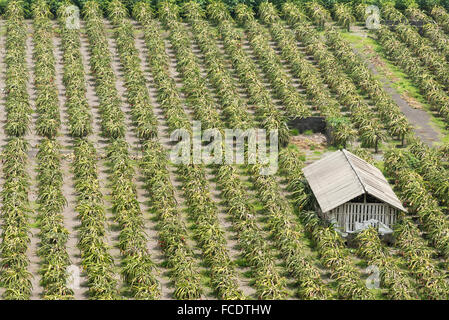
327,203,397,232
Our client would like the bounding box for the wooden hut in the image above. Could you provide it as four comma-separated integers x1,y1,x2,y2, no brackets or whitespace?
302,149,406,234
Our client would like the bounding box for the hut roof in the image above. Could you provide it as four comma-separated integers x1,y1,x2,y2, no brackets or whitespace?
302,150,406,213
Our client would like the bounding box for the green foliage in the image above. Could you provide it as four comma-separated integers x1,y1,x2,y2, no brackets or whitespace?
2,0,446,16
0,0,7,12
440,0,449,10
395,0,418,10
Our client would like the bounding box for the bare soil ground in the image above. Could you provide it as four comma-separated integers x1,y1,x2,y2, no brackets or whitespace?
52,26,88,299
1,15,443,300
207,21,328,297
0,19,7,299
134,23,213,299
103,19,173,299
24,21,43,300
161,21,257,298
195,20,318,298
185,23,258,298
78,21,123,294
162,30,216,299
290,133,328,151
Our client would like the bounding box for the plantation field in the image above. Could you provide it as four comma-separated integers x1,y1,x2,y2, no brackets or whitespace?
0,0,448,300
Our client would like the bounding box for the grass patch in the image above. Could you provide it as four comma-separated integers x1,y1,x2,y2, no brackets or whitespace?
303,129,314,136
374,160,385,172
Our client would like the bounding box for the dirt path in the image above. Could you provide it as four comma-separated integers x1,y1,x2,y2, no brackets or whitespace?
186,22,279,298
135,19,216,298
169,21,258,298
133,22,211,299
239,34,284,110
162,25,219,299
135,29,196,251
349,26,443,146
52,27,88,299
207,22,304,294
78,21,123,294
212,34,256,115
0,18,7,300
24,20,42,300
205,167,256,298
104,19,171,299
211,20,347,296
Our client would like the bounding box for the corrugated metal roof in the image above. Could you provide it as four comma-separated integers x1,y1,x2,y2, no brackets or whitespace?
302,149,406,213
